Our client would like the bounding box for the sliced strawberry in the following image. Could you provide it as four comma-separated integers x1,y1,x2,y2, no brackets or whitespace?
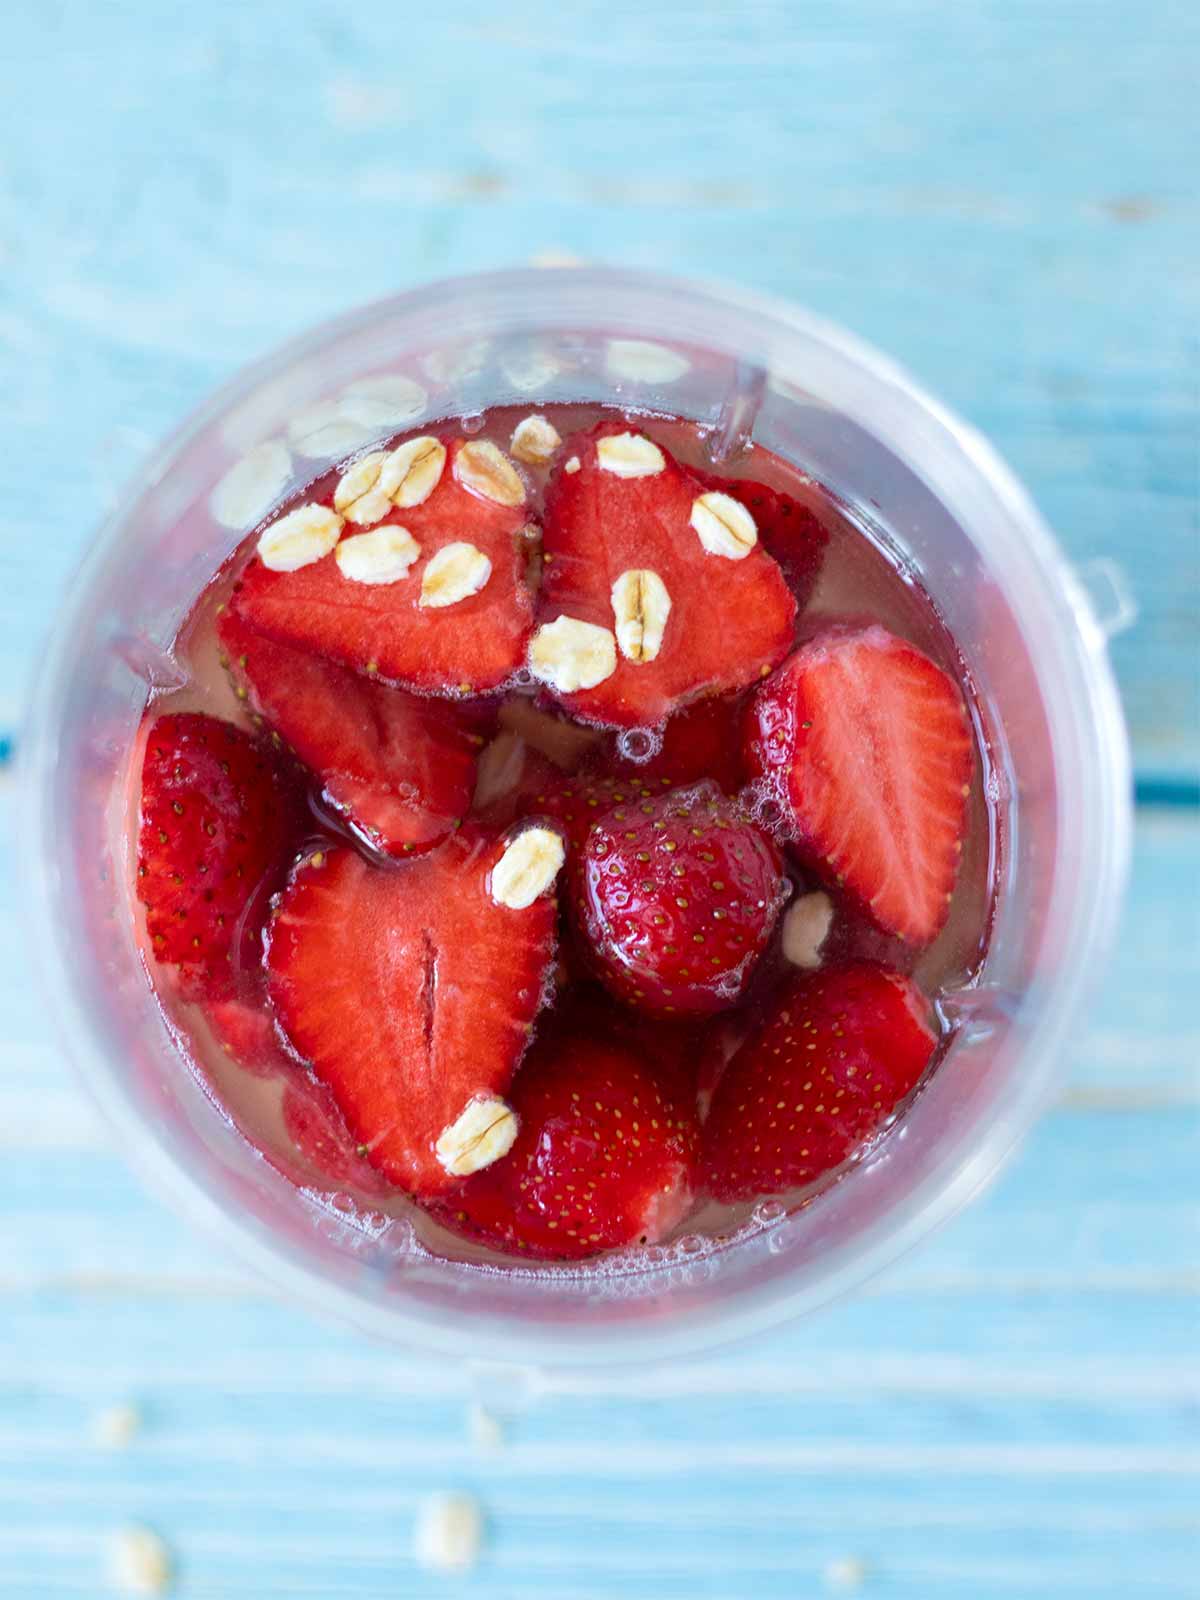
433,1023,700,1260
574,779,787,1016
280,1074,393,1196
744,625,972,946
204,995,291,1079
217,608,486,857
694,467,828,608
265,830,558,1198
137,712,304,1000
232,435,534,696
535,423,795,727
602,691,749,791
702,962,937,1202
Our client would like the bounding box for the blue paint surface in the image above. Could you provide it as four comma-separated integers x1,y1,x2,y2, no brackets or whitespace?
0,3,1196,1596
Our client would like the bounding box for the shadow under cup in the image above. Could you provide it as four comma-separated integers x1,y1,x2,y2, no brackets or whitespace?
23,268,1131,1365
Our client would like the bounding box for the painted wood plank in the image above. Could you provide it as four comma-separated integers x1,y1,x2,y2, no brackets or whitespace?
0,0,1195,776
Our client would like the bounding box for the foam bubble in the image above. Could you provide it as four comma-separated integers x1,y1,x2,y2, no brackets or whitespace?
615,726,663,765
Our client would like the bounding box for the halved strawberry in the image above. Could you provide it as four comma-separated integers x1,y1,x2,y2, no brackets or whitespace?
702,962,937,1202
204,995,290,1079
280,1074,394,1197
265,829,558,1198
602,690,749,791
232,435,534,696
534,423,795,727
744,625,972,946
137,712,304,1000
199,996,392,1195
694,467,828,608
217,608,486,857
574,779,787,1016
433,1022,700,1260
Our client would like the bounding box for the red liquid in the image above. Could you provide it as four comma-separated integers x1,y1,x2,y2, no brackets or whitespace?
129,403,998,1269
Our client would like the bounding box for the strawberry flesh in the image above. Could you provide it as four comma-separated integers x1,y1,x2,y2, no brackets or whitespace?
575,779,787,1016
434,1022,700,1260
137,712,303,1000
745,625,972,946
265,831,557,1198
232,435,533,695
702,962,937,1202
280,1074,393,1196
694,468,829,608
537,423,795,726
218,608,486,857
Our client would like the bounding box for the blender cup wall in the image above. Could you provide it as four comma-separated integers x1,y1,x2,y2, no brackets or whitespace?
22,268,1131,1365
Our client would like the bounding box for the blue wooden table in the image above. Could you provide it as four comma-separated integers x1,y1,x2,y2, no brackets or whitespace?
1,4,1196,1596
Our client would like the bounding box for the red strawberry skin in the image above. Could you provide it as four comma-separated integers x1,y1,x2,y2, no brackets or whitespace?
518,771,676,861
434,1024,700,1260
218,608,486,857
137,712,303,1000
537,423,795,727
575,779,787,1016
265,830,557,1198
232,436,533,696
745,625,972,946
693,469,829,609
702,962,937,1203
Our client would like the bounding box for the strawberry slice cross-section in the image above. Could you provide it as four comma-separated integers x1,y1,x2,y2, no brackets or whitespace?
745,624,973,947
218,608,487,857
531,423,796,728
231,434,534,696
265,824,562,1198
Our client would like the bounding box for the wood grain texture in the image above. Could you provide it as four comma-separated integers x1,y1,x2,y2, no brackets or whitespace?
0,0,1196,777
0,3,1197,1596
0,791,1195,1598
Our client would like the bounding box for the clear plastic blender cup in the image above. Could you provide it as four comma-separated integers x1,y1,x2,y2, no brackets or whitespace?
21,267,1131,1366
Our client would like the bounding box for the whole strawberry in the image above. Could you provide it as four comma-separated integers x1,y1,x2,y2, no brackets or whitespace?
574,779,787,1015
702,962,937,1202
435,1023,700,1260
137,712,303,999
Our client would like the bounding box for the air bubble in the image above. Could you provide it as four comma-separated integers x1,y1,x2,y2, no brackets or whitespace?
675,1233,705,1256
615,726,662,765
459,410,486,435
753,1198,786,1225
742,777,790,842
511,667,534,690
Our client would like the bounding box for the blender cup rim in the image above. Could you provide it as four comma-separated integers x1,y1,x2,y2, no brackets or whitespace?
19,266,1132,1366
